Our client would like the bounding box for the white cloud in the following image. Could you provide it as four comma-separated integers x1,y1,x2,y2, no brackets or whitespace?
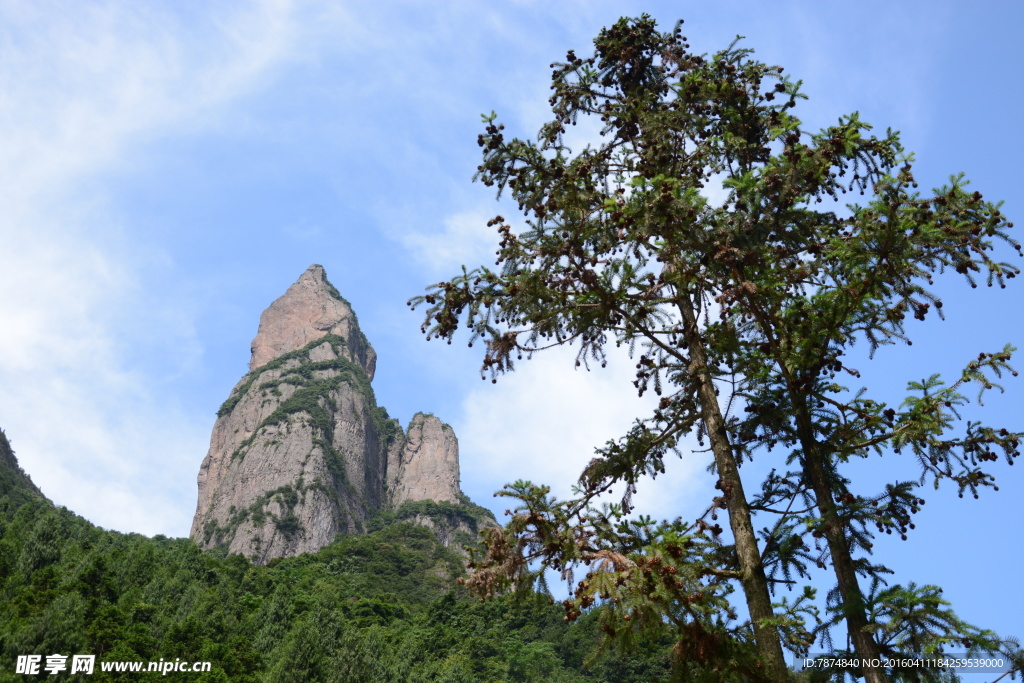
0,2,300,201
399,210,502,277
0,1,304,536
456,343,710,524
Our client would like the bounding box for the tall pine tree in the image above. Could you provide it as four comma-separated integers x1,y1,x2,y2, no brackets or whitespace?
413,15,1021,682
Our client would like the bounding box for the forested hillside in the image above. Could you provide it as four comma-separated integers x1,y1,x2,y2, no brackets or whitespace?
0,430,671,682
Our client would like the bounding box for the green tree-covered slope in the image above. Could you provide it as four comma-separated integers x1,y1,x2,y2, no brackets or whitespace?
0,432,671,682
0,429,42,508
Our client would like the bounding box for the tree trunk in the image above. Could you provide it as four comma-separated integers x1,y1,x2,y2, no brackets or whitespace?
678,297,791,682
791,394,888,683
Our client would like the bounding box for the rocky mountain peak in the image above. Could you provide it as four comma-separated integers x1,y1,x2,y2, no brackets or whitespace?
249,264,376,380
191,266,494,564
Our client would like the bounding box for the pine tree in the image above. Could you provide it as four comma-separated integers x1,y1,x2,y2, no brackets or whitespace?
415,16,803,680
413,14,1021,682
701,60,1022,682
265,616,331,683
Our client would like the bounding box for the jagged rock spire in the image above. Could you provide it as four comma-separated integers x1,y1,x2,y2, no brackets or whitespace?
190,266,490,564
249,264,376,379
389,413,460,506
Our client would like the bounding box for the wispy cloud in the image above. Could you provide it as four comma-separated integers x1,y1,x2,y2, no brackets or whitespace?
456,344,709,524
0,0,303,535
398,211,500,277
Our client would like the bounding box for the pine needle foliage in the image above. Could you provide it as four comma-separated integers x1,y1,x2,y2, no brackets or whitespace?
411,14,1021,683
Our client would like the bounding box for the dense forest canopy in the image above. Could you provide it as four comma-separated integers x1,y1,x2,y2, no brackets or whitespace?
1,427,672,682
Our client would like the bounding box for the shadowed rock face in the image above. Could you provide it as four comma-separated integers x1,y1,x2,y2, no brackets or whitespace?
190,265,491,564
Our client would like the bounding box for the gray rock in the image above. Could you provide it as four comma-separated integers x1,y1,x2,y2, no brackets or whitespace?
389,413,460,506
190,265,493,563
249,264,376,379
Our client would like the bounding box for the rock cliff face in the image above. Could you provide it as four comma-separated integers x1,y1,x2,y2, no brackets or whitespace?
389,413,461,507
190,265,493,563
247,265,376,377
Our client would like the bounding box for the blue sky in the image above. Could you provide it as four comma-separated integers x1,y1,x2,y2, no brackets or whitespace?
1,1,1020,646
